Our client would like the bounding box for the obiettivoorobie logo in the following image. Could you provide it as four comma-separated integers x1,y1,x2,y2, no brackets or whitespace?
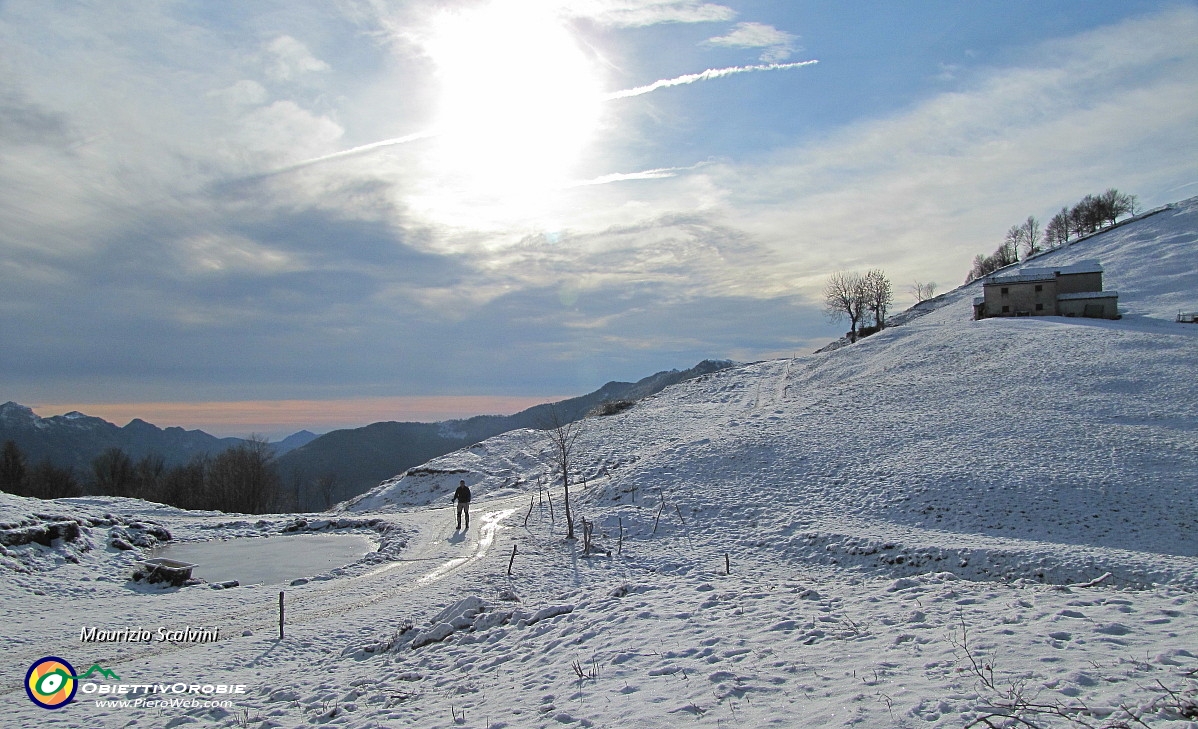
25,657,117,709
25,655,248,711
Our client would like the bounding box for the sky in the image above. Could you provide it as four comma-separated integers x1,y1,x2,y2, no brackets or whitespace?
2,0,1196,438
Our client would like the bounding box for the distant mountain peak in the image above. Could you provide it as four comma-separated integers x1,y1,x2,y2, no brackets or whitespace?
275,429,321,455
0,402,246,472
123,418,159,433
0,401,41,428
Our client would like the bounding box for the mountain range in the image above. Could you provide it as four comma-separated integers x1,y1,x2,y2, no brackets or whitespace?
275,359,735,507
1,360,733,504
0,403,247,473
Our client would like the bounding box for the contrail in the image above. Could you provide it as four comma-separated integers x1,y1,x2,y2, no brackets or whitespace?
267,129,437,176
568,167,680,187
602,59,818,100
272,59,816,176
568,160,715,187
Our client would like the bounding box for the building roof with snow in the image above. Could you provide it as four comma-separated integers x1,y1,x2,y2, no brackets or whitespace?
989,259,1104,284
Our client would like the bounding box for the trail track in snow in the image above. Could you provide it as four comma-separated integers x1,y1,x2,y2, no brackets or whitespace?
0,497,524,696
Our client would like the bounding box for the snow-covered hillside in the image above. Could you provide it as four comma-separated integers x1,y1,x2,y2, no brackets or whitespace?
2,198,1196,728
356,197,1198,587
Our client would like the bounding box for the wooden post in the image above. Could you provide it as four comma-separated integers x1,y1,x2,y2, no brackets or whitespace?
524,495,534,527
507,544,517,576
617,516,623,555
725,552,731,575
278,591,285,639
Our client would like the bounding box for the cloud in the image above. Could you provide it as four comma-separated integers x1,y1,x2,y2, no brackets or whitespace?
230,100,345,165
264,35,331,81
0,83,71,145
702,6,1198,297
566,0,736,27
568,167,681,186
209,80,270,109
705,21,798,62
3,0,1197,421
180,234,300,275
602,59,818,100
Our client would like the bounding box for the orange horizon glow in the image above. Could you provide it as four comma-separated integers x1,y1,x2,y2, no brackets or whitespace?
29,395,564,438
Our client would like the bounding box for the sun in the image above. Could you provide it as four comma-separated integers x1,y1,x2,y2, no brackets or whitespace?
421,1,603,216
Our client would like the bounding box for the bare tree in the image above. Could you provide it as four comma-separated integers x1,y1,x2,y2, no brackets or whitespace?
206,436,281,514
823,271,868,343
93,447,136,496
864,269,892,329
1,440,27,494
134,453,165,500
1098,188,1138,225
965,254,988,284
1045,207,1070,248
1070,194,1103,235
27,460,81,499
317,473,339,510
540,404,582,540
911,281,937,302
1002,224,1024,264
1018,215,1041,258
160,456,208,510
965,243,1015,284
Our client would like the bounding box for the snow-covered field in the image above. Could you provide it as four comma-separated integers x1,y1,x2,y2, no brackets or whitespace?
3,198,1197,728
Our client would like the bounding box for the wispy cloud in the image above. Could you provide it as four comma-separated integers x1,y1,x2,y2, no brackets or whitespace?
705,7,1198,297
705,22,798,62
569,167,680,186
277,56,818,178
603,59,818,100
4,0,1197,428
568,159,719,187
567,0,735,28
264,35,330,82
264,130,437,176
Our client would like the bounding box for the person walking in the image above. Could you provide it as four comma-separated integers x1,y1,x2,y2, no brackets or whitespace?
452,479,472,531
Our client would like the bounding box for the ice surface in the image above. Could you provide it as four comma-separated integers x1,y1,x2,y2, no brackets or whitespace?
150,533,376,586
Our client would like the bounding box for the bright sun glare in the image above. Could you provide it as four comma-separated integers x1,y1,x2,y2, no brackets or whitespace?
422,1,603,221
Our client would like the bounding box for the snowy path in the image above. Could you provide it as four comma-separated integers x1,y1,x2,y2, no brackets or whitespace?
0,497,522,698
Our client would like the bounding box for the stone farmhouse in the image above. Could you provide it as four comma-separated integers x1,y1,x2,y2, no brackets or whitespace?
973,259,1119,320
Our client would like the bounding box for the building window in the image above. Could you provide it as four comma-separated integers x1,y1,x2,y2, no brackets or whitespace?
1001,287,1009,295
1035,284,1043,292
1035,303,1044,311
1001,305,1010,313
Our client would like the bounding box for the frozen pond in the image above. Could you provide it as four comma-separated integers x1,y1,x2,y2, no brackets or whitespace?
151,533,376,586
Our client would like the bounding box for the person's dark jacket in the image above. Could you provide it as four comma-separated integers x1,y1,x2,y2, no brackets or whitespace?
453,484,471,503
